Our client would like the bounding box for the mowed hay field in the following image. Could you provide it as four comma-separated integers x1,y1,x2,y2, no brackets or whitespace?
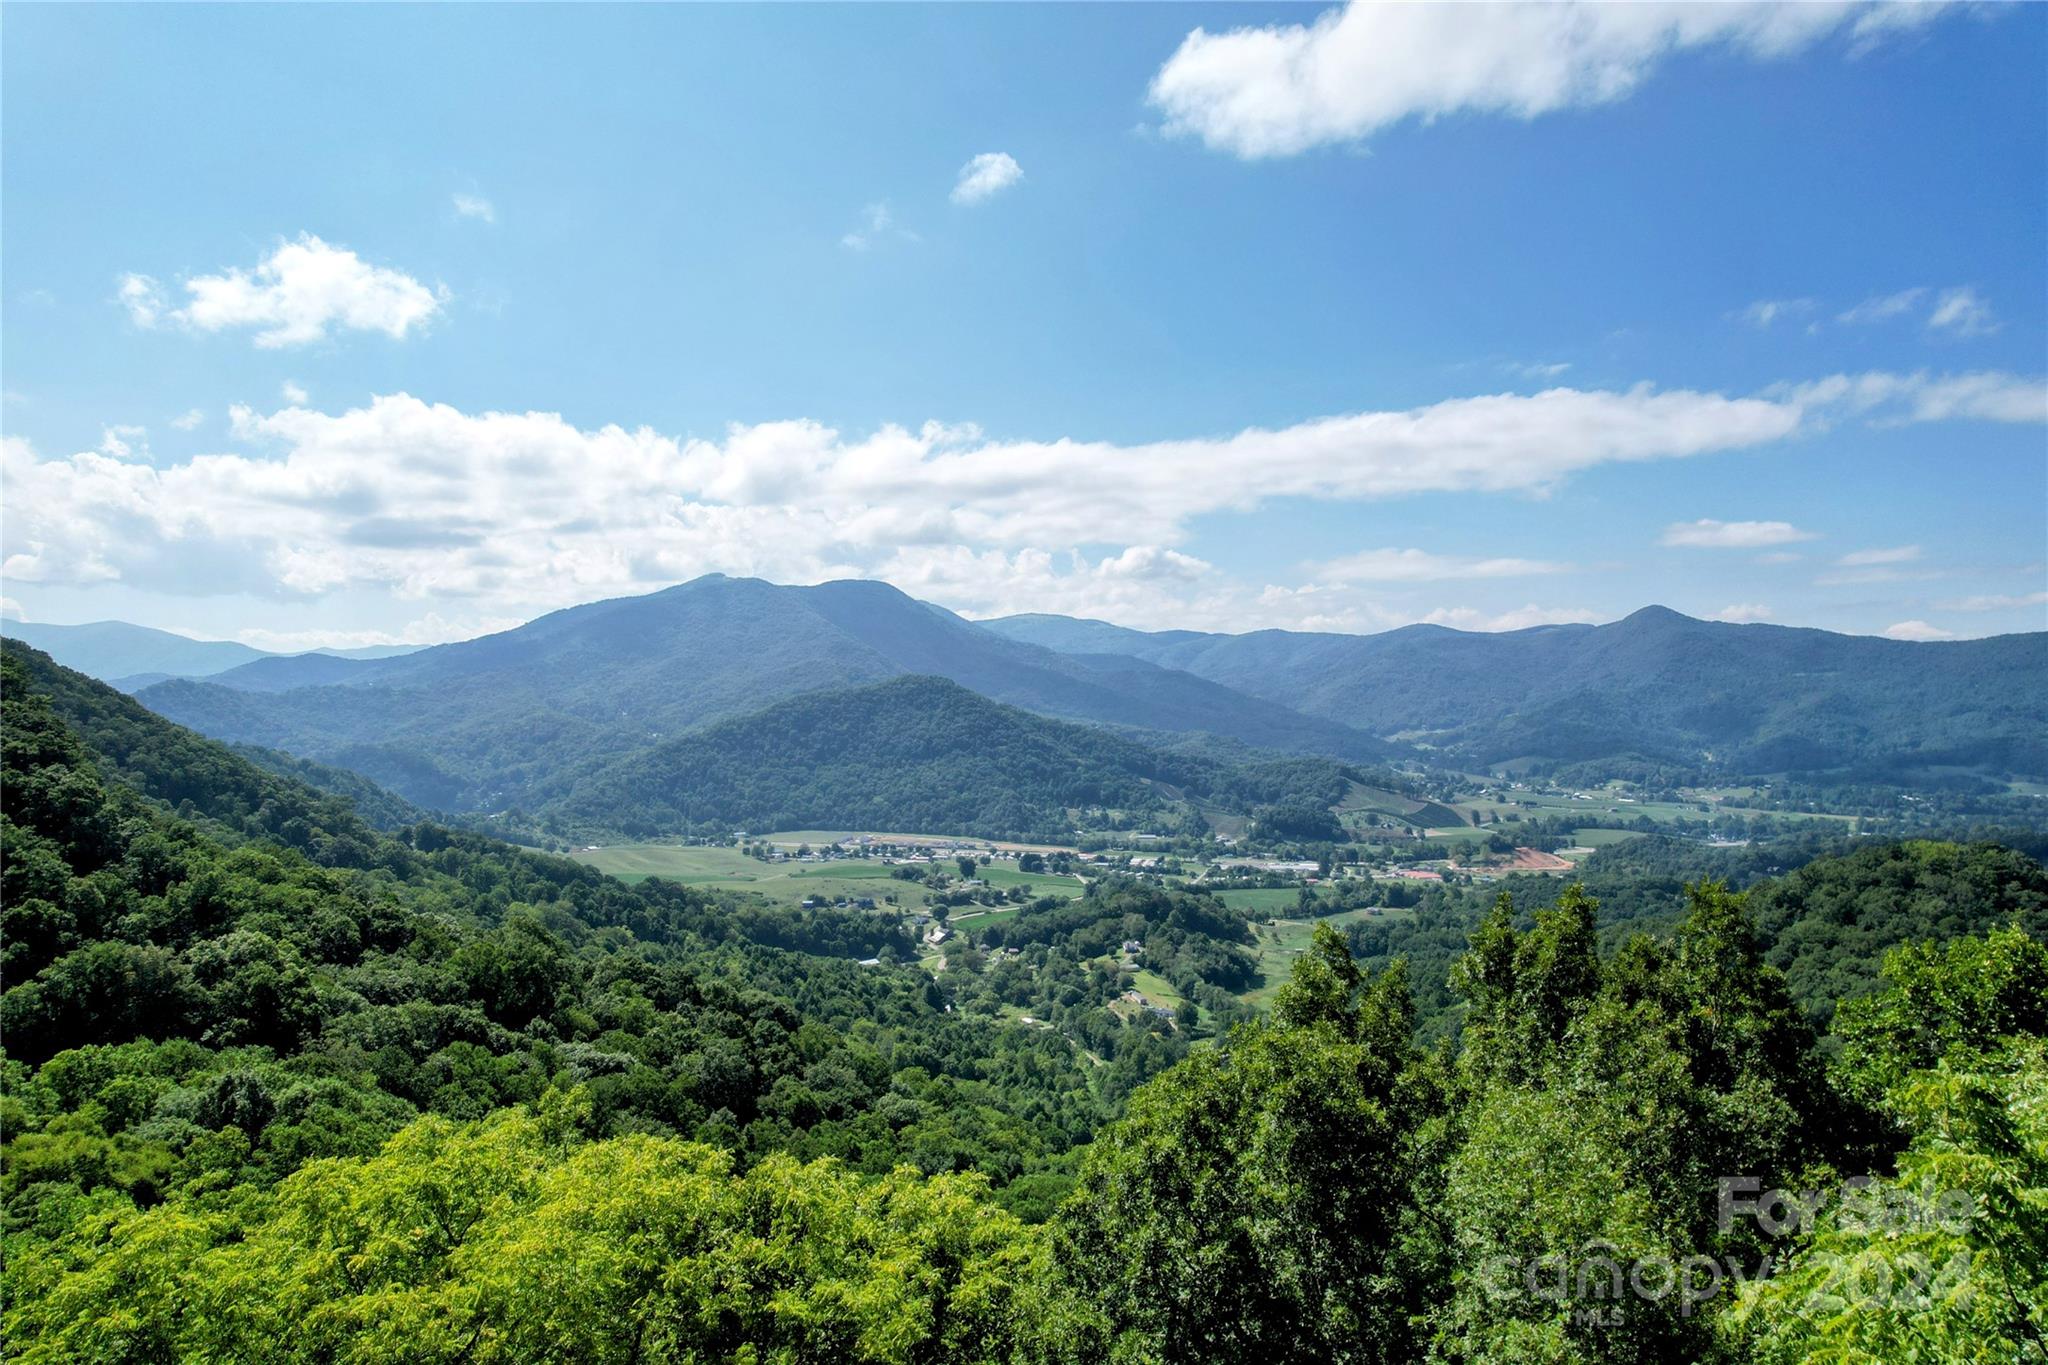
1240,907,1414,1010
570,843,1084,907
570,843,928,907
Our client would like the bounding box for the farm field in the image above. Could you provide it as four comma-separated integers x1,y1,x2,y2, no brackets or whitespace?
1240,907,1413,1010
1450,787,1852,829
760,829,1080,854
570,842,931,907
1569,827,1649,847
570,842,1085,908
976,865,1088,897
1337,782,1465,831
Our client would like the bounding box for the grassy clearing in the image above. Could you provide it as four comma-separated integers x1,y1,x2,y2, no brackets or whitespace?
760,829,1079,853
1214,887,1307,914
572,842,1085,911
976,866,1086,897
570,843,930,907
1238,907,1411,1010
1568,827,1648,847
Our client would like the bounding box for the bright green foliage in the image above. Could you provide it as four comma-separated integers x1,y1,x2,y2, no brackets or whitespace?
8,641,2048,1362
1733,929,2048,1361
4,1102,1050,1364
1047,925,1432,1363
1433,883,1848,1363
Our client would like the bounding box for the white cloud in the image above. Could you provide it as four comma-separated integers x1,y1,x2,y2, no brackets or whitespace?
233,610,516,652
1740,298,1814,329
1661,519,1817,549
1836,544,1920,567
1927,285,1997,337
841,202,918,251
0,596,23,621
452,193,497,223
3,367,2036,632
1934,591,2048,613
170,408,205,431
123,235,446,348
1882,619,1954,642
951,152,1024,205
1836,284,1997,336
282,380,311,406
1754,551,1803,565
1147,1,1947,158
1416,604,1597,632
1309,547,1570,583
1837,287,1927,325
119,273,166,328
1778,370,2048,425
1715,603,1772,623
1506,360,1572,380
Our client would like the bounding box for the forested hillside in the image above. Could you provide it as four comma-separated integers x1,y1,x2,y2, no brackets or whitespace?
136,576,1389,811
5,645,2045,1361
987,605,2048,780
531,674,1357,843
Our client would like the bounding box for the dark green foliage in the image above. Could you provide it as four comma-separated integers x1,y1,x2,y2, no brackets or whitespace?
1746,839,2048,1023
538,675,1365,843
8,639,2048,1362
0,646,1122,1223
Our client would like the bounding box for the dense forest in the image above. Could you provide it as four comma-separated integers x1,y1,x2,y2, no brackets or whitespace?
4,645,2045,1361
529,674,1360,843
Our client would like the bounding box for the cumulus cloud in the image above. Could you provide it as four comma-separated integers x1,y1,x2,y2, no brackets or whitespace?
1309,547,1571,583
452,193,496,223
122,235,446,348
3,366,2037,632
1714,603,1773,623
1661,519,1817,549
170,408,205,431
1416,604,1596,632
1882,619,1954,642
119,273,167,328
0,596,23,621
951,152,1024,205
1147,1,1947,158
282,380,311,406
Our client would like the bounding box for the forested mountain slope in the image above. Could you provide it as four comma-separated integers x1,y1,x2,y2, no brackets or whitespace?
138,576,1389,811
5,645,2045,1360
531,674,1356,842
985,605,2048,779
0,645,1156,1193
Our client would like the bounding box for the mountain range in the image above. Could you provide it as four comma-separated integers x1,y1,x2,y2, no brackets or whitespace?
131,576,1390,813
21,577,2040,830
0,618,417,690
984,605,2048,778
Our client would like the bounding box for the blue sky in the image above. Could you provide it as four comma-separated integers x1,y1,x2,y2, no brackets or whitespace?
3,1,2043,649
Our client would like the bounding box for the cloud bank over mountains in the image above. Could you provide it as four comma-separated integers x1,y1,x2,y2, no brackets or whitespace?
4,368,2039,640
